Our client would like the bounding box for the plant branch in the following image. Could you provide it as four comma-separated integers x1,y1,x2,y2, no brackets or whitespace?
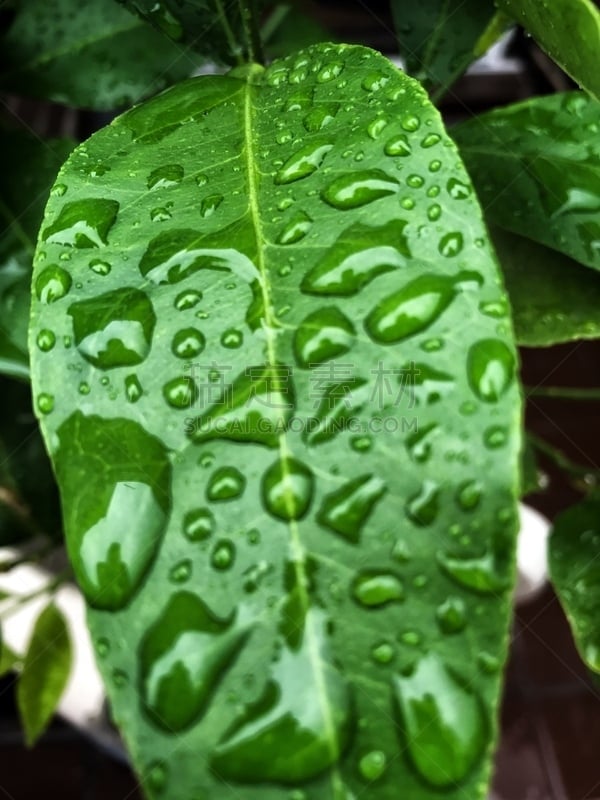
238,0,265,64
526,385,600,401
527,433,600,481
213,0,243,65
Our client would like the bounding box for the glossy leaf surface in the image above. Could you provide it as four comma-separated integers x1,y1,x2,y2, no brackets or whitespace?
497,0,600,100
0,0,196,109
454,92,600,273
549,497,600,674
491,228,600,347
17,603,72,745
30,44,521,799
0,131,74,380
391,0,496,91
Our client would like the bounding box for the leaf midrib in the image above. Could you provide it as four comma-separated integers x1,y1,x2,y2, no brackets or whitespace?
242,73,345,794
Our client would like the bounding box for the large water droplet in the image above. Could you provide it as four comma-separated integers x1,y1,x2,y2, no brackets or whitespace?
364,274,456,344
139,592,247,731
301,220,409,296
294,307,355,368
42,198,119,248
322,170,399,210
163,376,199,410
359,750,387,781
438,549,509,594
262,457,313,520
68,288,155,369
207,466,246,501
171,328,205,359
318,475,386,543
147,164,184,190
277,211,312,245
393,653,487,788
211,609,352,784
56,412,170,610
35,265,72,304
303,103,340,132
353,571,404,607
275,141,333,185
467,339,515,402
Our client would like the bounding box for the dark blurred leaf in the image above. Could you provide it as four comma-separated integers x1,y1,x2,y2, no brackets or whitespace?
17,602,72,745
492,228,600,347
0,639,20,677
0,0,197,109
0,131,75,381
520,437,542,497
263,4,331,59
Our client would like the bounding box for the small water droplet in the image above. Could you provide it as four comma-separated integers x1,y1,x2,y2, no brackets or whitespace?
207,466,246,501
322,170,399,210
262,457,313,520
467,339,515,403
36,329,56,352
221,328,244,349
353,571,404,607
275,140,333,185
303,103,339,132
359,750,387,781
163,376,199,409
436,596,467,633
317,62,344,83
211,539,236,570
371,641,395,664
147,164,183,190
456,480,482,510
125,374,143,403
89,258,111,276
438,231,464,257
183,508,214,541
318,475,386,543
35,265,72,304
406,480,439,526
384,134,411,157
277,210,312,245
169,558,192,584
171,328,205,358
175,289,202,310
401,115,420,132
200,194,224,218
37,393,54,414
367,117,389,139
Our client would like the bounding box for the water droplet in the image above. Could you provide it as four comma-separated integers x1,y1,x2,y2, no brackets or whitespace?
211,539,236,570
211,609,352,783
262,457,313,520
140,592,246,732
125,374,143,403
393,653,487,787
303,103,339,132
147,164,184,190
207,466,246,501
406,480,439,526
438,231,464,257
359,750,387,781
384,134,411,157
301,219,409,296
478,652,500,673
362,72,389,92
195,173,208,187
275,140,333,185
183,508,214,541
479,298,508,318
427,204,442,221
322,169,399,209
169,559,192,584
467,339,515,403
318,475,386,543
37,392,54,414
42,198,119,248
174,289,202,310
51,183,67,197
456,480,482,510
437,549,509,594
367,117,388,139
421,133,441,148
407,174,425,188
200,194,224,218
436,597,467,633
163,376,199,409
406,423,439,462
89,258,111,276
78,381,90,395
371,642,395,664
484,425,508,449
68,288,155,369
364,274,456,344
35,265,72,304
277,211,312,245
171,328,205,359
351,435,372,452
221,328,243,349
294,307,355,368
151,206,172,222
56,412,170,610
353,571,404,607
317,62,344,83
36,329,56,352
96,637,110,657
145,760,168,793
447,178,472,200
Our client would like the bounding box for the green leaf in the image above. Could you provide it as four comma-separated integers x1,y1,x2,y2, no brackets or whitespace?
0,0,197,109
118,0,269,65
17,602,72,745
0,131,74,380
0,640,20,677
454,91,600,273
491,227,600,347
30,44,521,799
497,0,600,101
549,497,600,674
390,0,497,92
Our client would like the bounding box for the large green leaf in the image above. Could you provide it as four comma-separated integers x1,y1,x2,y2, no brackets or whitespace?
497,0,600,101
390,0,497,91
0,130,74,380
491,227,600,347
118,0,269,65
17,602,72,745
549,497,600,674
454,91,600,273
0,0,197,109
30,44,521,799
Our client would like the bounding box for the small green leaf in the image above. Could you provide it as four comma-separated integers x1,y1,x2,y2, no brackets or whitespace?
454,92,600,272
0,0,197,109
497,0,600,101
17,603,72,745
31,43,521,799
0,640,20,678
391,0,496,92
549,497,600,674
491,227,600,347
0,131,74,380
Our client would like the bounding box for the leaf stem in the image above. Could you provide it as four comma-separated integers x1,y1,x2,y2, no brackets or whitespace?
526,385,600,401
527,433,600,481
261,3,291,44
238,0,265,64
213,0,243,65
